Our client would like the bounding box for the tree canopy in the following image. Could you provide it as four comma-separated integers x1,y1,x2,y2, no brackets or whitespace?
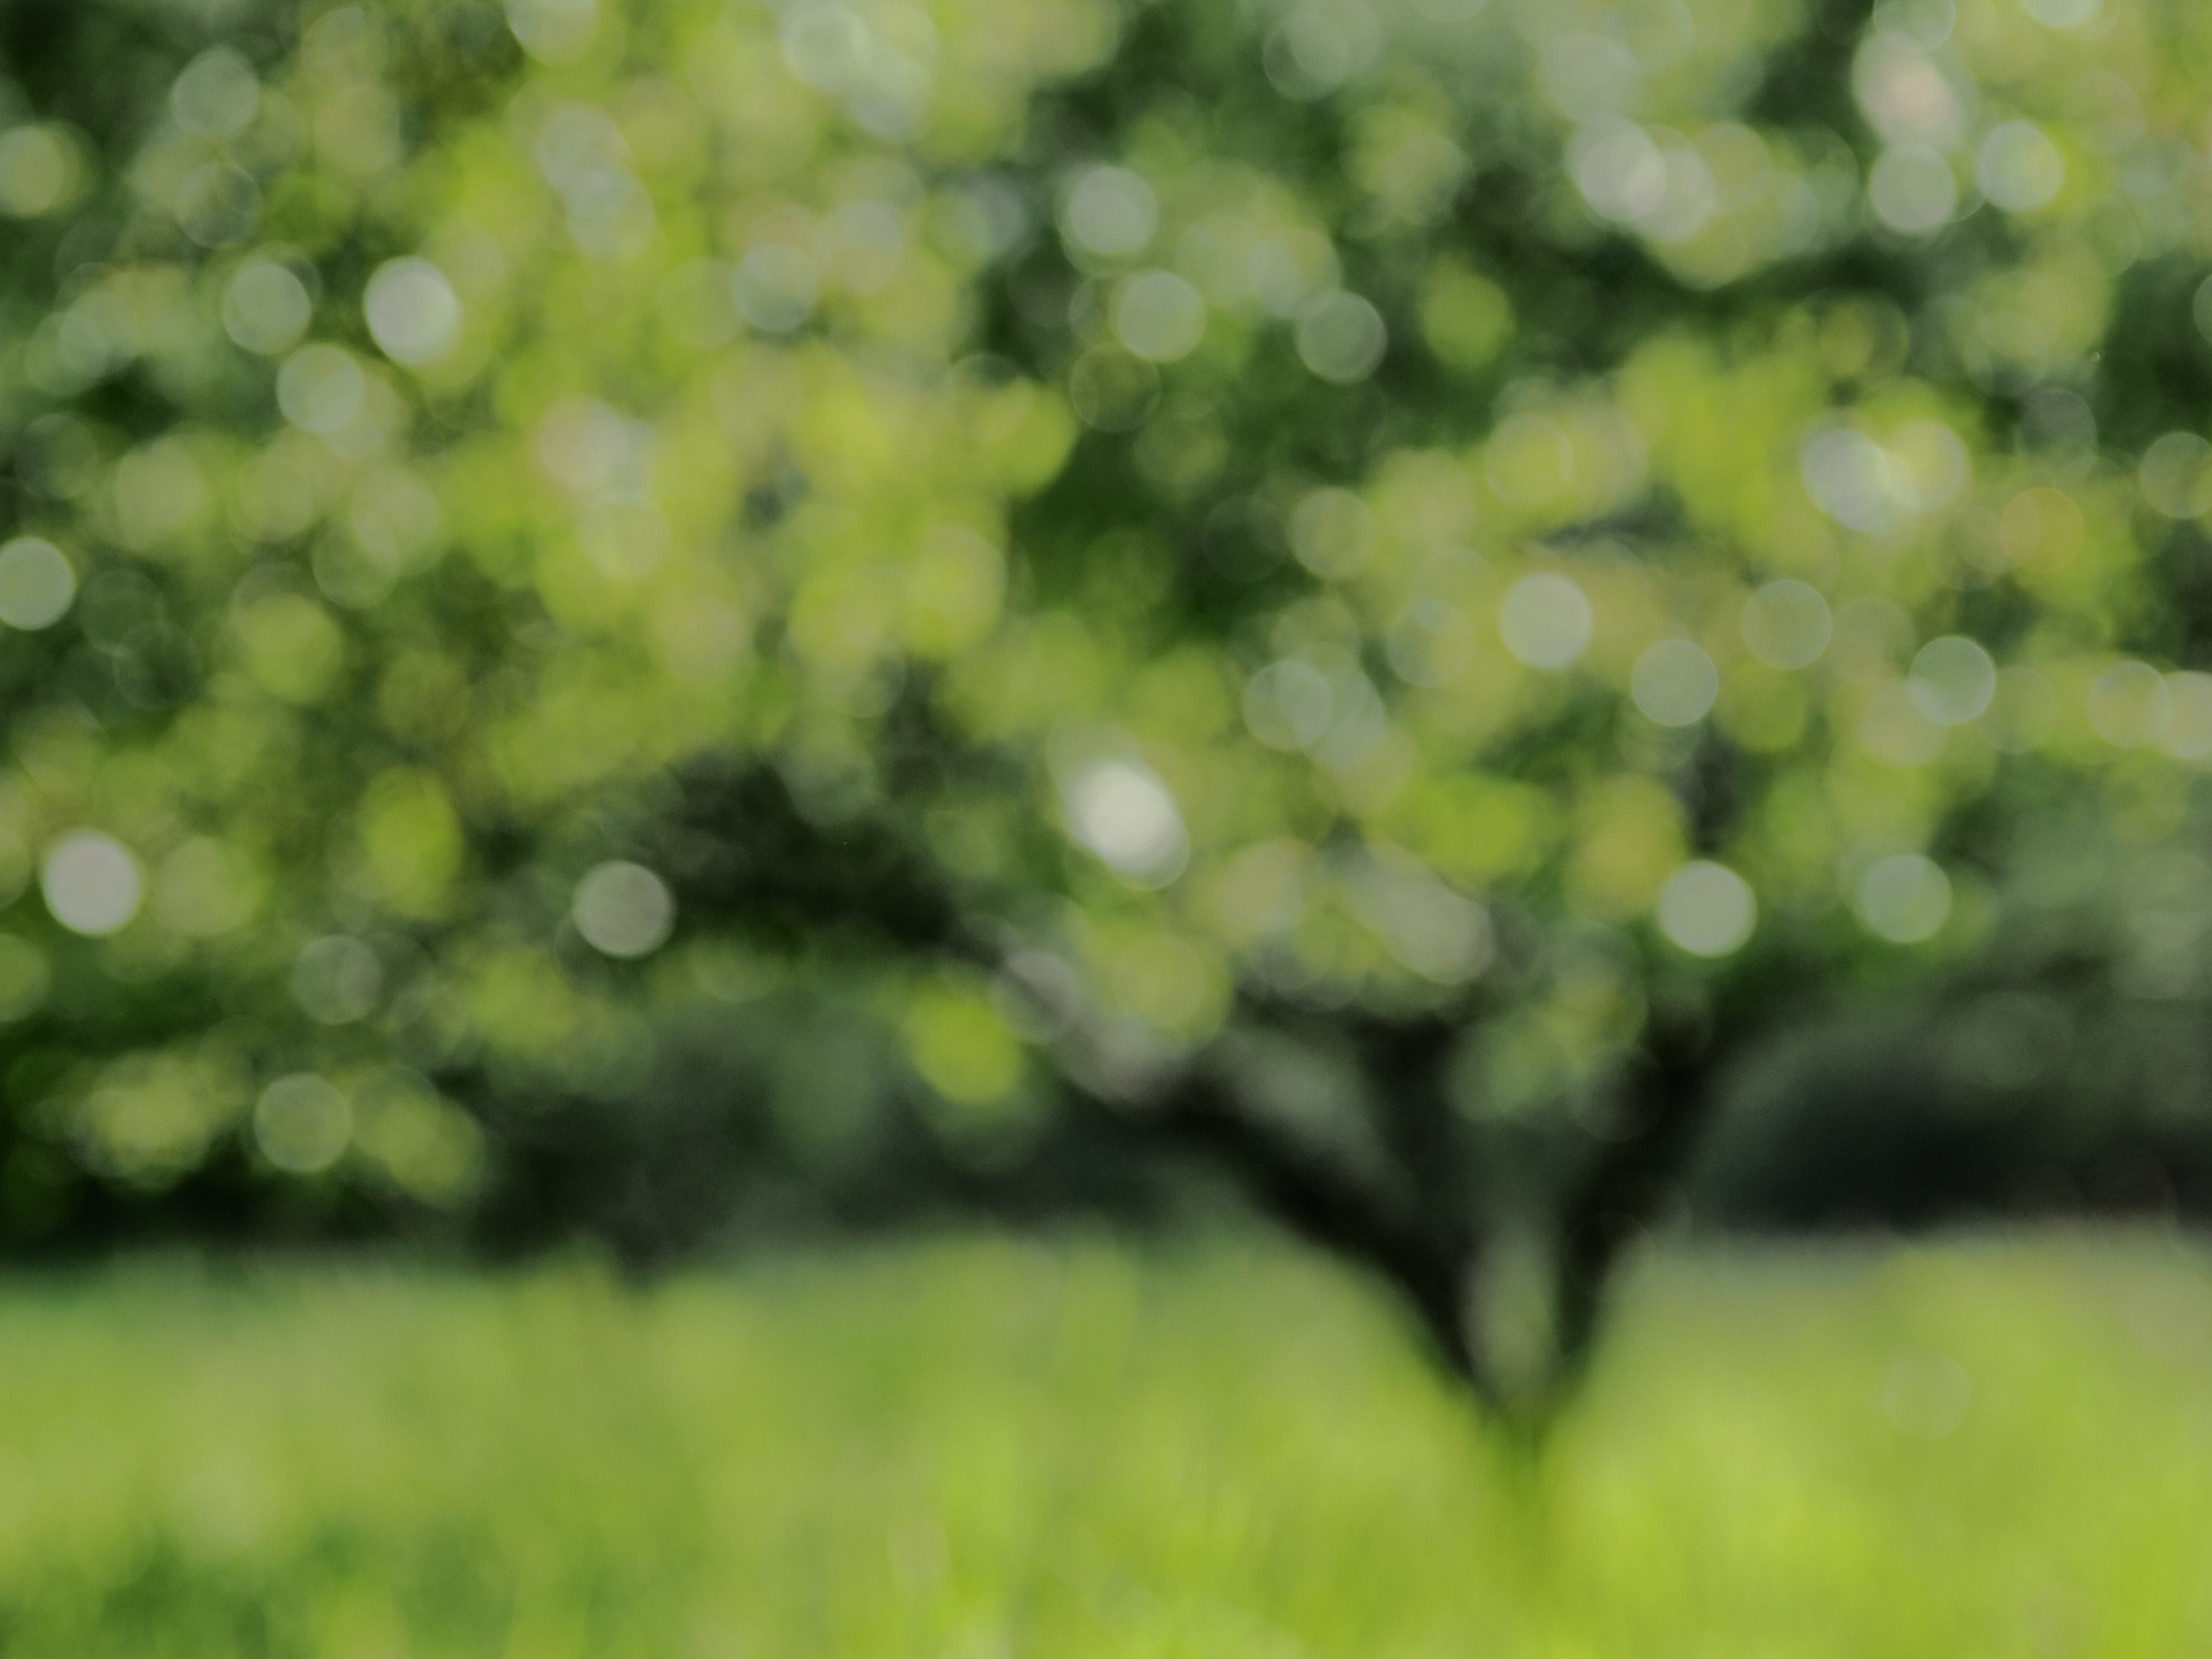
5,0,2212,1409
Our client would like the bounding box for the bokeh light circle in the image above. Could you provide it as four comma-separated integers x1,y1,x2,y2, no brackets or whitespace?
1856,853,1952,943
1499,574,1593,669
0,538,76,629
255,1074,352,1174
364,258,463,365
573,862,676,958
41,832,143,937
1631,639,1720,726
1657,862,1758,957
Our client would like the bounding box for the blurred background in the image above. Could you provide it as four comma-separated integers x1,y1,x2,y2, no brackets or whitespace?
4,0,2212,1646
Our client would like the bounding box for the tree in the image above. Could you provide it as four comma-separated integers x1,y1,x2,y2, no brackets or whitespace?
3,0,2211,1417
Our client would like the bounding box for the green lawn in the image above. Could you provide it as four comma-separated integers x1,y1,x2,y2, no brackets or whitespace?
2,1231,2208,1656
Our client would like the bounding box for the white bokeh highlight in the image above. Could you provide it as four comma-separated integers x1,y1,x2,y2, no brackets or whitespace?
0,538,76,629
41,832,143,937
364,258,463,365
1113,270,1207,362
1061,166,1156,260
1741,580,1832,669
1063,760,1188,885
223,260,313,356
1499,573,1593,669
573,862,676,958
1631,639,1720,726
1856,853,1952,943
255,1073,352,1174
1908,637,1997,725
1657,861,1758,957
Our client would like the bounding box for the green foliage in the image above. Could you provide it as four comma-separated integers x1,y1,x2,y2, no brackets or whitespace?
0,1237,2205,1653
6,0,2212,1395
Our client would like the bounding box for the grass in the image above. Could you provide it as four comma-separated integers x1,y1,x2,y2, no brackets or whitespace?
0,1230,2208,1656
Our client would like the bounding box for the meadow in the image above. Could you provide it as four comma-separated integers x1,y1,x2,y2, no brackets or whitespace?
3,1231,2209,1657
